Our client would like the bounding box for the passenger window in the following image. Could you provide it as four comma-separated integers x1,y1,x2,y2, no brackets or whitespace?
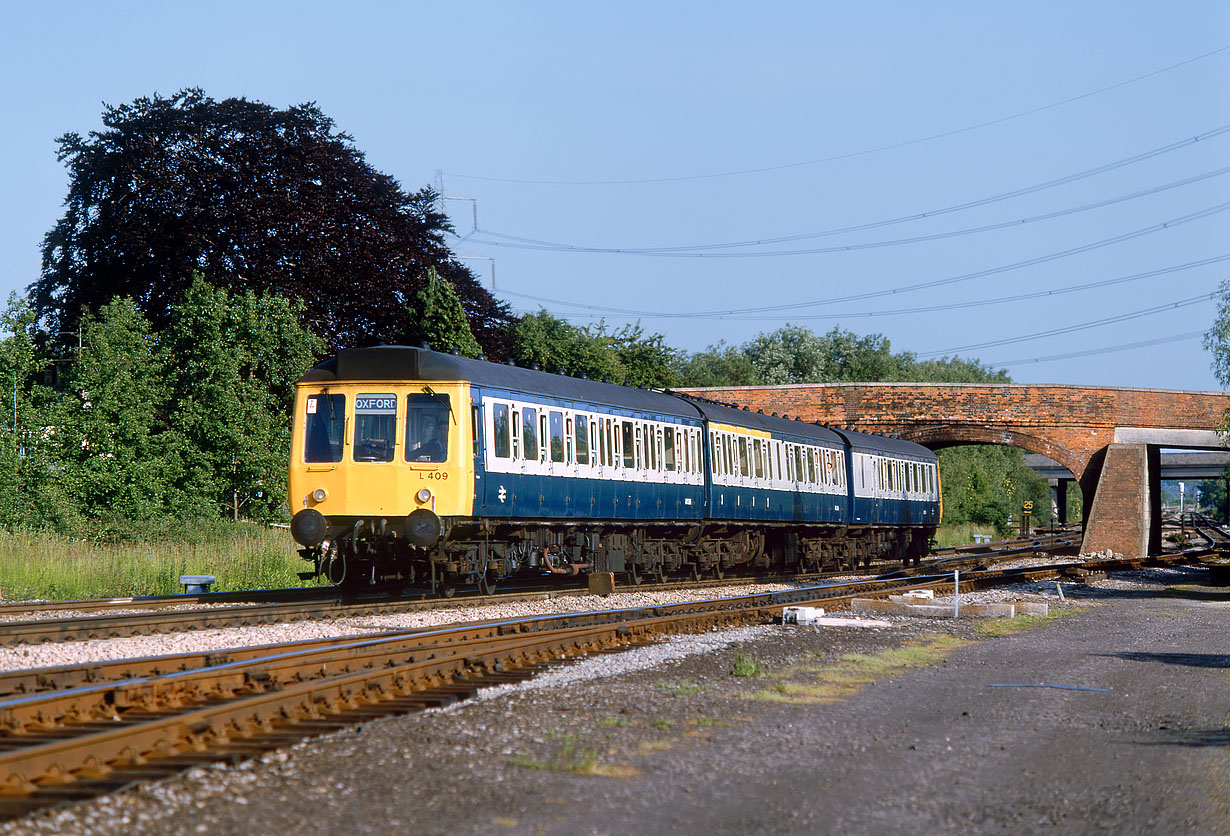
575,415,589,465
738,438,749,478
622,422,635,468
549,411,564,463
753,439,764,479
522,407,538,460
354,393,397,462
664,428,676,471
304,393,345,463
492,403,510,458
807,449,817,484
405,393,450,463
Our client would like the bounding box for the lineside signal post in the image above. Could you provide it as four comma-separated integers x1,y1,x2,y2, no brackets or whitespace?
1020,500,1033,536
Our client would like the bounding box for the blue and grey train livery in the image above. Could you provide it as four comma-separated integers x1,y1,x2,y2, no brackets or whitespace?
289,346,940,591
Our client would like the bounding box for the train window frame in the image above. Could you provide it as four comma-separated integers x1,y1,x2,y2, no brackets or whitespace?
575,414,589,465
304,393,346,463
471,404,481,459
753,439,764,480
549,410,565,463
521,407,538,461
620,421,634,469
491,403,511,459
664,427,676,472
353,393,398,463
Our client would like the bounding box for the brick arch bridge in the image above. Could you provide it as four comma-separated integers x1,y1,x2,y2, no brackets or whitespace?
681,383,1230,558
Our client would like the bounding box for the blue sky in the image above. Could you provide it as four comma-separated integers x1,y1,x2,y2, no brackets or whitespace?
2,2,1227,390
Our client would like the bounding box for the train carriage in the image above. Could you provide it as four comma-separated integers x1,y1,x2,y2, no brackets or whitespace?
289,346,940,591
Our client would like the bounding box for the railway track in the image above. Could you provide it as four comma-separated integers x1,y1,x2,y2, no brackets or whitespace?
0,533,1082,646
0,550,1197,821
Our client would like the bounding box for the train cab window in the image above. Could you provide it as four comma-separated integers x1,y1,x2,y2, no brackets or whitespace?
522,408,538,461
354,394,397,462
664,428,676,471
549,411,565,463
304,394,345,463
492,404,511,458
575,415,589,464
621,422,635,468
404,394,450,463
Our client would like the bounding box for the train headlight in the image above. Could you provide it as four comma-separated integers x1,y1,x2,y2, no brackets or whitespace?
291,508,329,547
312,488,328,503
416,488,432,503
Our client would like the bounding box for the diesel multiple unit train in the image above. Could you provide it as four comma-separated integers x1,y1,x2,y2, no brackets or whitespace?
289,346,941,592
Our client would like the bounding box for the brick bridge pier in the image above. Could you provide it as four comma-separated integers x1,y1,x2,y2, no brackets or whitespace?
681,383,1230,558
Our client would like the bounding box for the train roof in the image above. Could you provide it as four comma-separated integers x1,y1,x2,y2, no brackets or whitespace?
678,396,935,460
679,396,846,446
300,346,704,420
830,427,937,460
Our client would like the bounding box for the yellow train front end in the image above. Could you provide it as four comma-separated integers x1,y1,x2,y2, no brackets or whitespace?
287,373,473,587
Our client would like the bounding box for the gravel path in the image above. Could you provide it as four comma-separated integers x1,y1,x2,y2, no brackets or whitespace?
2,564,1224,835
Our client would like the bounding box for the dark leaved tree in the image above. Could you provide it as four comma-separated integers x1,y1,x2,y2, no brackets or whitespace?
34,88,514,355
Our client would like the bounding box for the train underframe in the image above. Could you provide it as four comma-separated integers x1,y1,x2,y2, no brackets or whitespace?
297,517,935,593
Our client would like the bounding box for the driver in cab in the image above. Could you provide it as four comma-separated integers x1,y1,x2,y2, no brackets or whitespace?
409,413,447,462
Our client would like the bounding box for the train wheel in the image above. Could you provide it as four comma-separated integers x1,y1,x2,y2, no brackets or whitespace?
478,570,498,596
628,563,643,585
440,576,458,598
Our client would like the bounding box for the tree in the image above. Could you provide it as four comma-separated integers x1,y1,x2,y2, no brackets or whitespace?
511,311,678,387
34,88,514,355
47,299,182,522
1204,278,1230,391
400,268,482,357
159,277,323,520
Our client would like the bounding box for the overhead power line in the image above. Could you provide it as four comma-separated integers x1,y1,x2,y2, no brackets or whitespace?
495,201,1230,319
469,163,1230,259
505,254,1230,322
986,331,1207,367
917,292,1217,357
445,45,1230,185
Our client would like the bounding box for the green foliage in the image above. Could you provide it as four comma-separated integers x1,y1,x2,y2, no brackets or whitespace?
0,278,321,537
1195,477,1227,522
731,653,764,678
0,521,314,599
402,268,482,357
48,299,182,520
1205,278,1230,392
159,276,324,520
512,311,678,387
34,88,513,356
677,324,1009,387
936,445,1054,533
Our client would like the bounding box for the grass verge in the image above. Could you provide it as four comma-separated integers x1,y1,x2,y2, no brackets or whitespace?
0,522,322,599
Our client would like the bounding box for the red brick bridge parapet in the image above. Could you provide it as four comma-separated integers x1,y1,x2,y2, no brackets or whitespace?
679,383,1230,558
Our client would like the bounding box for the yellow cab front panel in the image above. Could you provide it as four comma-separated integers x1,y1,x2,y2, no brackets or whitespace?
288,380,473,526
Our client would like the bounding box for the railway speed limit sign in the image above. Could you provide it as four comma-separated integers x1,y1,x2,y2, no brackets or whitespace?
1022,500,1034,512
